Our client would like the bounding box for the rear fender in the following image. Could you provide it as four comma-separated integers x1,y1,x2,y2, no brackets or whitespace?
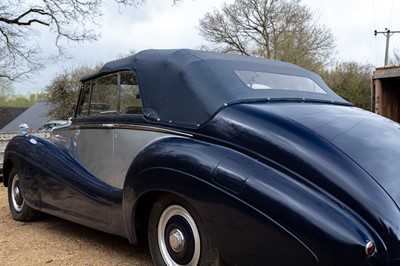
124,168,321,265
122,137,383,264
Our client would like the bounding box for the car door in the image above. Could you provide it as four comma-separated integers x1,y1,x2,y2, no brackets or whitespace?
73,74,118,186
41,73,118,232
113,71,144,189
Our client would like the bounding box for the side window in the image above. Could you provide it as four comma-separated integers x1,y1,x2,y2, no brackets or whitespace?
76,71,140,117
76,74,118,117
91,74,118,115
120,71,142,114
76,81,91,116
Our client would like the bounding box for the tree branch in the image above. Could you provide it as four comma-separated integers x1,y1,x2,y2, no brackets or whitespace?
0,8,50,26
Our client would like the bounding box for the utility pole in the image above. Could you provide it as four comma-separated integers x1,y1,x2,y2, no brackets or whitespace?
374,29,400,66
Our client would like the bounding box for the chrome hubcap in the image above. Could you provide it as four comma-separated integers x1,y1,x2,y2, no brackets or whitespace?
158,205,201,266
169,229,185,252
14,186,21,202
11,174,24,213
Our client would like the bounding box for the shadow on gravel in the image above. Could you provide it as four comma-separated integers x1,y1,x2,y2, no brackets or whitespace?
36,214,152,260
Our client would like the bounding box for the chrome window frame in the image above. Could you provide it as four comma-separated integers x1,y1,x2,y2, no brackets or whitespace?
76,70,141,118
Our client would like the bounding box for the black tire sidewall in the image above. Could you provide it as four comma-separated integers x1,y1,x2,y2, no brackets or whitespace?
148,194,216,266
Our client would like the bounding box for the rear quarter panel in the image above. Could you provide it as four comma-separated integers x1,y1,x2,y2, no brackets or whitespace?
123,137,381,265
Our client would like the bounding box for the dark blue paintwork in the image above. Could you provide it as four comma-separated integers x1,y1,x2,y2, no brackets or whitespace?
3,135,123,233
3,49,400,265
118,101,400,265
197,102,400,264
4,100,400,265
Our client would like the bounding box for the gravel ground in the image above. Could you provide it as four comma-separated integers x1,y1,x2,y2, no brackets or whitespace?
0,185,153,266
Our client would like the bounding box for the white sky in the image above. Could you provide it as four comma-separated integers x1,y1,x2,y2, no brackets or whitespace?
13,0,400,94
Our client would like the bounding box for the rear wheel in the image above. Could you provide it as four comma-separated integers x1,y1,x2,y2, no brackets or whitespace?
148,194,221,266
8,167,40,221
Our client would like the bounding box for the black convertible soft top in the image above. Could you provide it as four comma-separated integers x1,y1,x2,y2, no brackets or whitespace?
81,49,348,127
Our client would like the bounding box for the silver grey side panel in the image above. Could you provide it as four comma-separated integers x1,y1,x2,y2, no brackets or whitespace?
51,124,189,189
114,129,173,188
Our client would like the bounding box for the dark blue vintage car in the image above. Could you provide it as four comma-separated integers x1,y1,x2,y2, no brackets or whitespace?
3,49,400,265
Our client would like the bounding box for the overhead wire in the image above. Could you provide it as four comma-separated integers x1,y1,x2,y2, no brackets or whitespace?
388,0,395,29
372,0,377,29
387,0,399,65
371,0,397,66
372,0,378,65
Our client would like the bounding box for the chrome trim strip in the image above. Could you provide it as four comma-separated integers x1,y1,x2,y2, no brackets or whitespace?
71,123,193,138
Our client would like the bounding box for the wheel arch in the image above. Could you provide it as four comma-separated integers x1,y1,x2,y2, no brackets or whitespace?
123,164,224,244
130,190,161,245
2,158,15,187
122,136,246,244
130,189,210,244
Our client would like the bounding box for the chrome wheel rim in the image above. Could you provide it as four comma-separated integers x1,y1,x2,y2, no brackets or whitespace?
158,205,201,266
11,174,24,213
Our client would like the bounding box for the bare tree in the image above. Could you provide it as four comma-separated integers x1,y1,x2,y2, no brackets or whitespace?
45,64,102,119
0,77,13,97
389,48,400,66
0,0,182,82
198,0,335,71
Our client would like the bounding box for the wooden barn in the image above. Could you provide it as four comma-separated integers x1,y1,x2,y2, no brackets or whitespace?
372,66,400,123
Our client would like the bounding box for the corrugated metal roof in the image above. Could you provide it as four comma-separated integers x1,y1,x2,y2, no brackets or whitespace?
0,101,54,132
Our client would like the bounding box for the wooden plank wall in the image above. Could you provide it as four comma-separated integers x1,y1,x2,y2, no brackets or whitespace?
372,67,400,123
